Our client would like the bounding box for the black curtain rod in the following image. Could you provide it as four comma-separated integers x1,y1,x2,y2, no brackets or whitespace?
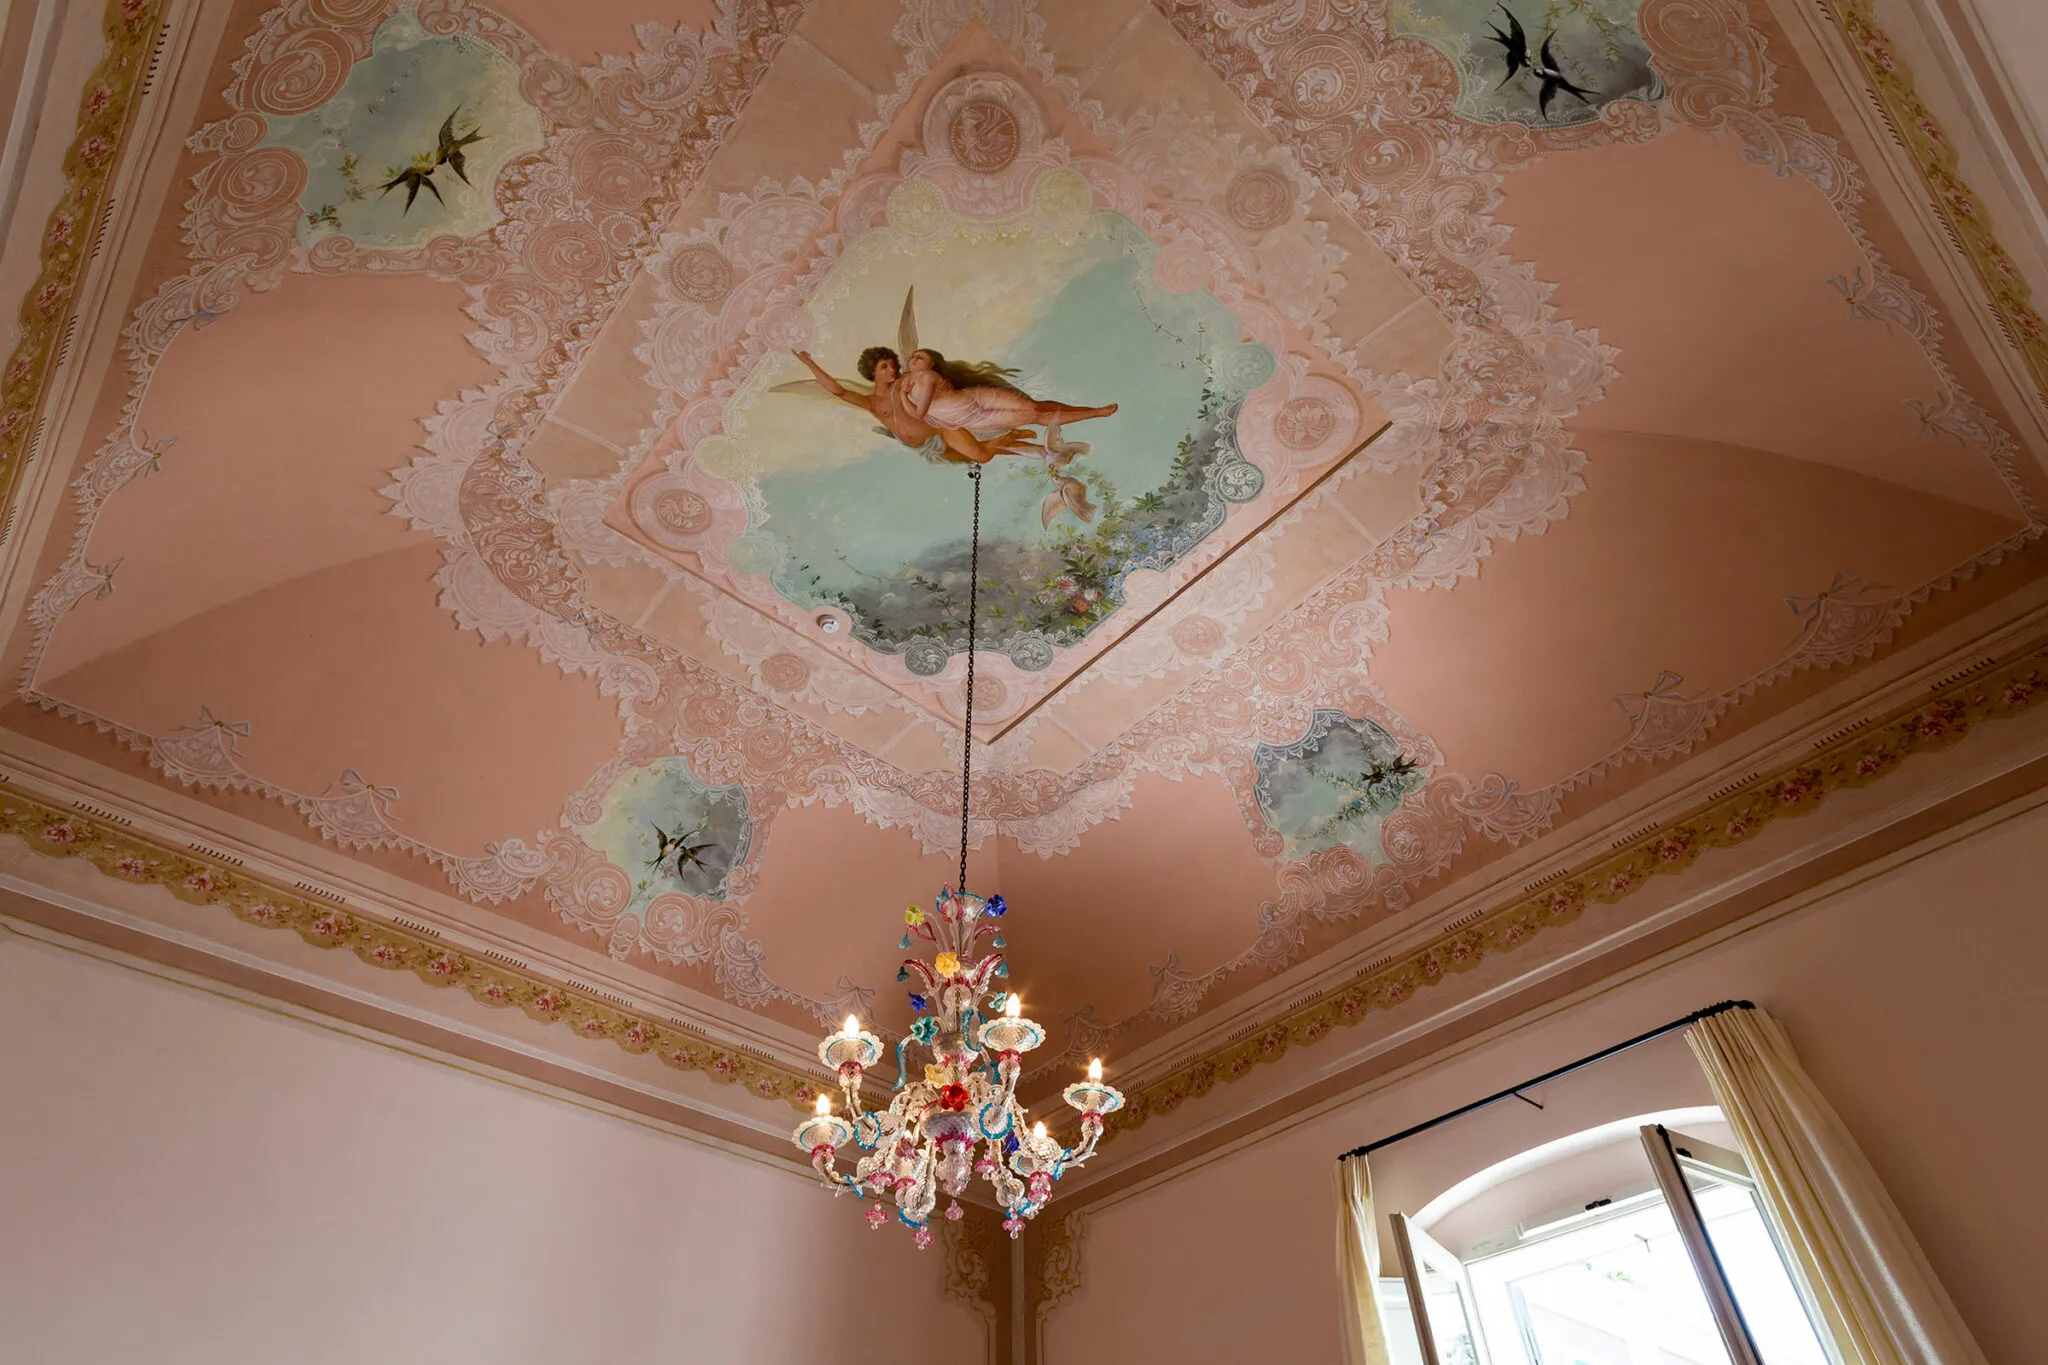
1336,999,1753,1162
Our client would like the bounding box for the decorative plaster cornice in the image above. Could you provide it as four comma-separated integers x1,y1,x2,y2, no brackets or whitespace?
1825,0,2048,406
0,777,831,1111
0,0,162,510
1034,1208,1087,1322
1018,1207,1086,1365
1092,637,2048,1140
939,1206,1013,1361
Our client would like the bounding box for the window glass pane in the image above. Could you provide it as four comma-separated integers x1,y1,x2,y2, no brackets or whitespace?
1379,1279,1430,1365
1500,1200,1729,1365
1676,1169,1830,1365
1417,1258,1484,1365
1463,1134,1744,1365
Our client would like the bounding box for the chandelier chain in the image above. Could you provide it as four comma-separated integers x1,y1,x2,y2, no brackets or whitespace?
959,466,981,895
792,460,1123,1245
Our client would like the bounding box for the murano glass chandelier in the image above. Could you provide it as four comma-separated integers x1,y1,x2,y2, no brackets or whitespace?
791,465,1124,1246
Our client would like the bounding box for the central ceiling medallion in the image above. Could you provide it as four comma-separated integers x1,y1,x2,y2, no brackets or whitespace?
603,67,1367,736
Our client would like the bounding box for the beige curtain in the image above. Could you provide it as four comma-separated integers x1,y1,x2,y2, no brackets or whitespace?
1686,1007,1988,1365
1335,1154,1393,1365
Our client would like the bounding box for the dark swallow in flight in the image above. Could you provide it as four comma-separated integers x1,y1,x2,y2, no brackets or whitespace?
647,821,718,879
1484,6,1530,89
377,108,488,214
1533,33,1598,119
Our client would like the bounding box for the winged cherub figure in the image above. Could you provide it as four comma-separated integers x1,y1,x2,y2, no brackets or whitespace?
780,288,1115,525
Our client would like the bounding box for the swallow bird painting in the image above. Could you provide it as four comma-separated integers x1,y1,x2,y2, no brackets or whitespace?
1425,0,1655,129
1484,5,1529,88
378,108,488,214
647,821,718,880
1532,33,1598,118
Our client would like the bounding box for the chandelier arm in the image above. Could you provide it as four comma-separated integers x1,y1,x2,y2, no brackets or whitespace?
958,466,981,895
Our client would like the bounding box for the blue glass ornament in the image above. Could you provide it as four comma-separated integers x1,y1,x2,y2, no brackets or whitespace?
908,992,928,1011
899,933,913,949
896,967,909,982
988,992,1007,1013
910,1016,939,1044
991,933,1006,948
1003,1132,1020,1154
993,961,1008,977
985,894,1007,917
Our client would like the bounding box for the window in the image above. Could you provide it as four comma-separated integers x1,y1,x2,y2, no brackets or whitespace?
1385,1114,1830,1365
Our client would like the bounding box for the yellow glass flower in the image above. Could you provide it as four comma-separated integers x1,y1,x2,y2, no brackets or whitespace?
904,904,925,925
933,951,961,977
924,1063,949,1087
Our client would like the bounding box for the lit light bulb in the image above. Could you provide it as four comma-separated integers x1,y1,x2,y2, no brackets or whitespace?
1033,1120,1048,1143
814,1093,832,1116
1005,994,1022,1019
1087,1058,1103,1082
843,1014,861,1037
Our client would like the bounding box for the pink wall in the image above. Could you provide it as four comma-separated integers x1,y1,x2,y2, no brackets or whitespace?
0,934,988,1365
1045,798,2048,1363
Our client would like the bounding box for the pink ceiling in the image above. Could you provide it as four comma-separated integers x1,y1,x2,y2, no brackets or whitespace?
7,0,2044,1080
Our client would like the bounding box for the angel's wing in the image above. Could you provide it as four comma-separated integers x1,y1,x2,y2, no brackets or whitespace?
898,286,918,360
768,377,871,398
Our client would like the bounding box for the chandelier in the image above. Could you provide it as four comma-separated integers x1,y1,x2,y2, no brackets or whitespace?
790,466,1124,1246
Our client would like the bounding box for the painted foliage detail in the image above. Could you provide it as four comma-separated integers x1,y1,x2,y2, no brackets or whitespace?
724,173,1274,673
575,758,752,914
1254,711,1430,860
263,11,543,248
1393,0,1663,127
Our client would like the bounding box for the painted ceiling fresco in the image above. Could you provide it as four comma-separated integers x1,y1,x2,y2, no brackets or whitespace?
4,0,2045,1107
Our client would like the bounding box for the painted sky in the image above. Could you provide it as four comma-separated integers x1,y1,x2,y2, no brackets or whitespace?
576,758,751,913
720,198,1272,654
264,12,543,249
1255,714,1427,861
1392,0,1660,128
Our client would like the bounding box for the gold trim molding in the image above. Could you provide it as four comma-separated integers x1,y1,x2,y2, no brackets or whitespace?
0,0,163,507
1826,0,2048,405
0,778,830,1110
